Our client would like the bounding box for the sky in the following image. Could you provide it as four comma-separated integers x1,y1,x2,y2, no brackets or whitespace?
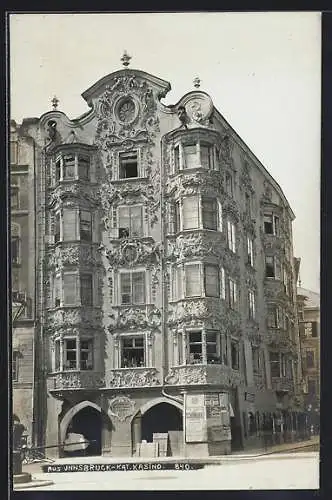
9,12,321,293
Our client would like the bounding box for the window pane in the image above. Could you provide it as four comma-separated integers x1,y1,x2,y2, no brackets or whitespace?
183,197,199,229
63,210,77,241
185,264,200,296
119,206,130,234
120,273,131,304
55,213,60,243
121,335,145,367
11,238,19,264
119,152,138,178
202,198,217,230
63,155,75,178
183,144,197,169
189,331,202,343
80,339,93,370
80,211,92,241
201,145,212,169
56,159,61,182
174,146,180,171
264,214,273,234
204,264,219,297
130,206,143,237
78,155,90,180
81,274,93,306
132,272,145,304
63,275,77,305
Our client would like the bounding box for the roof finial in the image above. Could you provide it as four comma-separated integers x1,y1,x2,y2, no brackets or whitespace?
51,96,59,110
193,76,201,89
121,50,131,67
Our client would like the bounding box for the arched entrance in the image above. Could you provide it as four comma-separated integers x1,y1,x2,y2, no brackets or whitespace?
141,402,183,442
61,401,113,457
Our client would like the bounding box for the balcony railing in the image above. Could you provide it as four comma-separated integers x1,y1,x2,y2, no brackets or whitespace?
105,367,161,388
271,376,293,393
164,364,240,387
51,370,104,390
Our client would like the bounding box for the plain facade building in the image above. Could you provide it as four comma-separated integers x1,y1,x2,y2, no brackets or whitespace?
13,56,307,457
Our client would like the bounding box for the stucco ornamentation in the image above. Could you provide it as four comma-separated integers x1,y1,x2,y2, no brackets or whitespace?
52,371,104,390
108,306,161,332
164,364,238,387
166,170,224,197
46,244,101,270
48,183,99,208
47,307,102,332
167,232,225,261
106,368,161,388
108,396,136,422
104,239,161,268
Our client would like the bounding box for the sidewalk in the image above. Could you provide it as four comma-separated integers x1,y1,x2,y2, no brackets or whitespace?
22,435,319,476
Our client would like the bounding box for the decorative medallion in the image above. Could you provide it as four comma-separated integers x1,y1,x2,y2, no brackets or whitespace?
122,244,138,264
108,396,136,422
116,97,137,124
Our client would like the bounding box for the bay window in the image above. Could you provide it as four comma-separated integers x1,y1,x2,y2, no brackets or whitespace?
121,336,145,368
185,264,201,297
183,197,199,229
178,196,222,232
172,140,217,172
80,274,93,306
118,205,143,238
64,339,77,369
80,210,92,241
183,263,220,298
63,209,77,241
78,155,90,180
63,274,78,306
183,144,198,169
120,271,146,305
202,198,218,230
80,339,94,370
63,154,76,179
267,305,281,328
204,264,220,297
53,150,93,183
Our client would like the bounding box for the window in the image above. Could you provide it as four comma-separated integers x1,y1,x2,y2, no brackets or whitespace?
11,237,20,264
247,236,254,266
204,264,220,297
248,290,256,319
304,322,318,338
227,221,236,253
80,339,94,370
121,336,145,368
265,256,281,279
64,339,77,370
174,145,180,171
183,197,199,229
63,209,77,241
120,271,145,305
10,142,18,164
54,275,61,307
55,212,60,243
202,198,218,230
229,279,237,309
231,341,239,370
63,274,78,305
119,151,138,178
225,172,233,196
78,155,90,180
11,186,19,209
183,144,198,169
252,346,260,374
270,352,280,378
264,214,280,235
306,350,315,369
188,331,203,364
185,264,200,297
206,330,221,364
267,305,281,328
220,267,226,300
80,210,92,241
63,154,76,179
81,274,93,306
12,351,19,381
200,144,213,169
118,205,143,238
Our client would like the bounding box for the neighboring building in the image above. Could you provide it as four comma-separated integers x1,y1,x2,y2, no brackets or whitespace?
297,287,320,432
14,54,307,458
10,119,37,445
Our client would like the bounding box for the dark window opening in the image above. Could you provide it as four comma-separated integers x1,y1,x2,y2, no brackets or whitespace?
202,198,218,230
81,274,93,306
80,211,92,241
188,331,203,364
231,342,239,370
119,152,138,179
63,155,75,179
55,213,60,243
265,256,275,278
78,155,90,180
11,237,20,264
64,339,77,370
56,158,61,182
80,339,94,370
121,337,145,367
270,352,280,378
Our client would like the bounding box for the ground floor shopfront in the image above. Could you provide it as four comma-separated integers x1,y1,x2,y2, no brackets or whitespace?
43,385,309,459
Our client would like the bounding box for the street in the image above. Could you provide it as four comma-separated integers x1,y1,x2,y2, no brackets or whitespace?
17,452,319,490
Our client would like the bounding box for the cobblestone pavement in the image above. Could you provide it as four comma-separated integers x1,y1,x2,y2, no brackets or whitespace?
17,452,319,491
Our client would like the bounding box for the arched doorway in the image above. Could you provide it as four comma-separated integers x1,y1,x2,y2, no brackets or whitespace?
141,402,183,442
61,401,113,457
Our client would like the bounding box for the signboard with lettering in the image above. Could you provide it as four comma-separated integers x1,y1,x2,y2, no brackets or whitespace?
109,396,135,422
185,394,207,443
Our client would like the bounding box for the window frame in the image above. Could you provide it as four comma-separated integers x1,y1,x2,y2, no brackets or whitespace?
227,220,236,253
118,204,144,238
264,213,280,236
12,351,19,381
54,337,94,372
120,334,146,368
228,278,238,309
80,273,93,306
248,289,256,320
185,328,222,365
119,270,146,306
118,150,139,179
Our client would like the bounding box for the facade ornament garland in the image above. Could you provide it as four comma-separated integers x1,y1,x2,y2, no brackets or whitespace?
46,244,101,270
52,371,104,390
46,307,103,333
106,368,161,388
48,183,100,208
166,170,224,198
164,364,240,387
108,306,161,332
103,239,161,268
167,232,225,261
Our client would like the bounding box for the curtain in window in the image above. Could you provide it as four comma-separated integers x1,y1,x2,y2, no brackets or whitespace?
183,197,199,229
185,264,200,296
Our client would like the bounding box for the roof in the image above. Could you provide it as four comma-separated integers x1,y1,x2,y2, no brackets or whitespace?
297,287,320,309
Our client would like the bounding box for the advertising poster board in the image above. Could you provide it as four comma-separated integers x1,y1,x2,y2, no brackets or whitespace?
185,394,207,443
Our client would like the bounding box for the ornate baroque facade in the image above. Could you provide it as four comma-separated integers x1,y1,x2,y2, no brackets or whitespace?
15,56,307,457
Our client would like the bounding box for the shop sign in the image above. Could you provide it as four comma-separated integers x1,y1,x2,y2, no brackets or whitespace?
109,396,136,422
185,394,207,443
